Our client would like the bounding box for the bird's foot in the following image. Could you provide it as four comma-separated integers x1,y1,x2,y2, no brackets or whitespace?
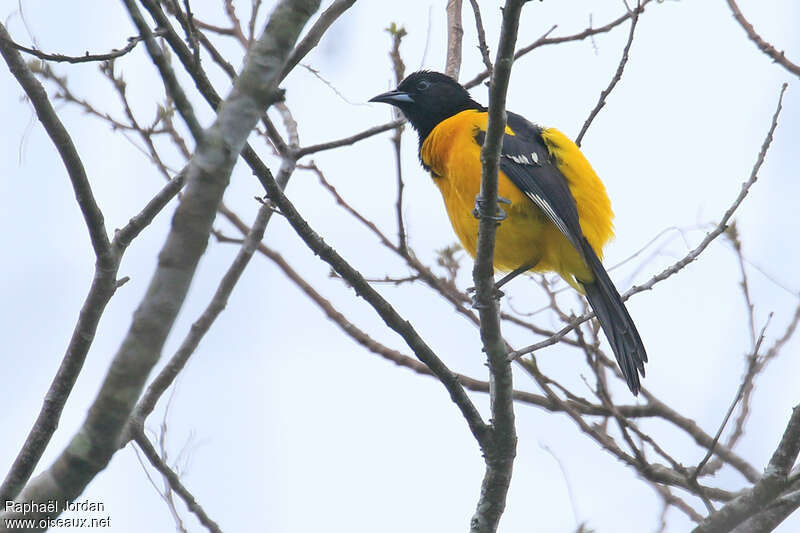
473,194,511,223
467,285,505,309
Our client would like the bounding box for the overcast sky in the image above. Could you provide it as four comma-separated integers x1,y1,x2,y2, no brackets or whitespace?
2,0,799,532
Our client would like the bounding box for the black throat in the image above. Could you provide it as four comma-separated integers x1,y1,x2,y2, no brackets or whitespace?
403,99,485,148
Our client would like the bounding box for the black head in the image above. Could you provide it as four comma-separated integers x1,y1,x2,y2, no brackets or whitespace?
370,71,484,144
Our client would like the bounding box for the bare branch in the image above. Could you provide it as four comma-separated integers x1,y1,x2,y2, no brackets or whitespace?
386,25,408,253
0,95,182,503
693,405,800,532
768,409,800,479
174,0,202,65
115,173,186,248
470,2,527,531
0,22,120,504
642,391,761,484
444,0,463,79
300,64,364,105
139,0,224,106
5,2,794,530
519,357,735,501
123,0,204,141
0,1,319,525
275,101,299,148
726,0,800,78
731,487,800,533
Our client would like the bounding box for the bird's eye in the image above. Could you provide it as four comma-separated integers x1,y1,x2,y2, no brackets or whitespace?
416,80,431,91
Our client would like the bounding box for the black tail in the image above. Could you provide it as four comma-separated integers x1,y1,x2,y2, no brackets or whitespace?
578,238,647,395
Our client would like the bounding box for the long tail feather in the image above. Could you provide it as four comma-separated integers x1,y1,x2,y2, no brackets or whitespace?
578,238,647,395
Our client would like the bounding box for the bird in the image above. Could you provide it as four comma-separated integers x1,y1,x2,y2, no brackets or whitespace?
370,70,647,395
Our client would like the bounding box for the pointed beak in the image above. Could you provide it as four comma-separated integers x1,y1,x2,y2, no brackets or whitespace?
369,89,414,105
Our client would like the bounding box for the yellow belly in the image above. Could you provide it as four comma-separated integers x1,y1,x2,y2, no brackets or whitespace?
419,110,614,285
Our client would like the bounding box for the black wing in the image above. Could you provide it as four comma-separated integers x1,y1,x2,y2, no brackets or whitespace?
474,111,586,261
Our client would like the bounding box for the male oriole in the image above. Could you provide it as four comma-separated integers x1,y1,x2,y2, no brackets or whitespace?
370,70,647,394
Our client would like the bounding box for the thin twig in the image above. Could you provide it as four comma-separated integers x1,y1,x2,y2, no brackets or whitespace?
575,2,640,146
34,63,146,132
0,32,155,63
636,374,760,483
692,318,771,483
726,0,800,78
622,83,787,298
275,101,299,148
462,0,652,90
520,357,735,501
763,301,800,366
467,0,492,72
189,19,237,38
123,0,204,141
155,391,190,533
700,228,763,477
652,483,705,524
136,0,301,233
300,64,366,106
386,25,408,253
728,223,757,346
222,0,248,46
295,119,404,158
131,427,223,533
248,0,263,44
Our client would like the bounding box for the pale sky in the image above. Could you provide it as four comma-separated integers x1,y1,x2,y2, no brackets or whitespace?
1,1,799,532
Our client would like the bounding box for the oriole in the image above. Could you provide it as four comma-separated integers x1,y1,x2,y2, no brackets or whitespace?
370,71,647,394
